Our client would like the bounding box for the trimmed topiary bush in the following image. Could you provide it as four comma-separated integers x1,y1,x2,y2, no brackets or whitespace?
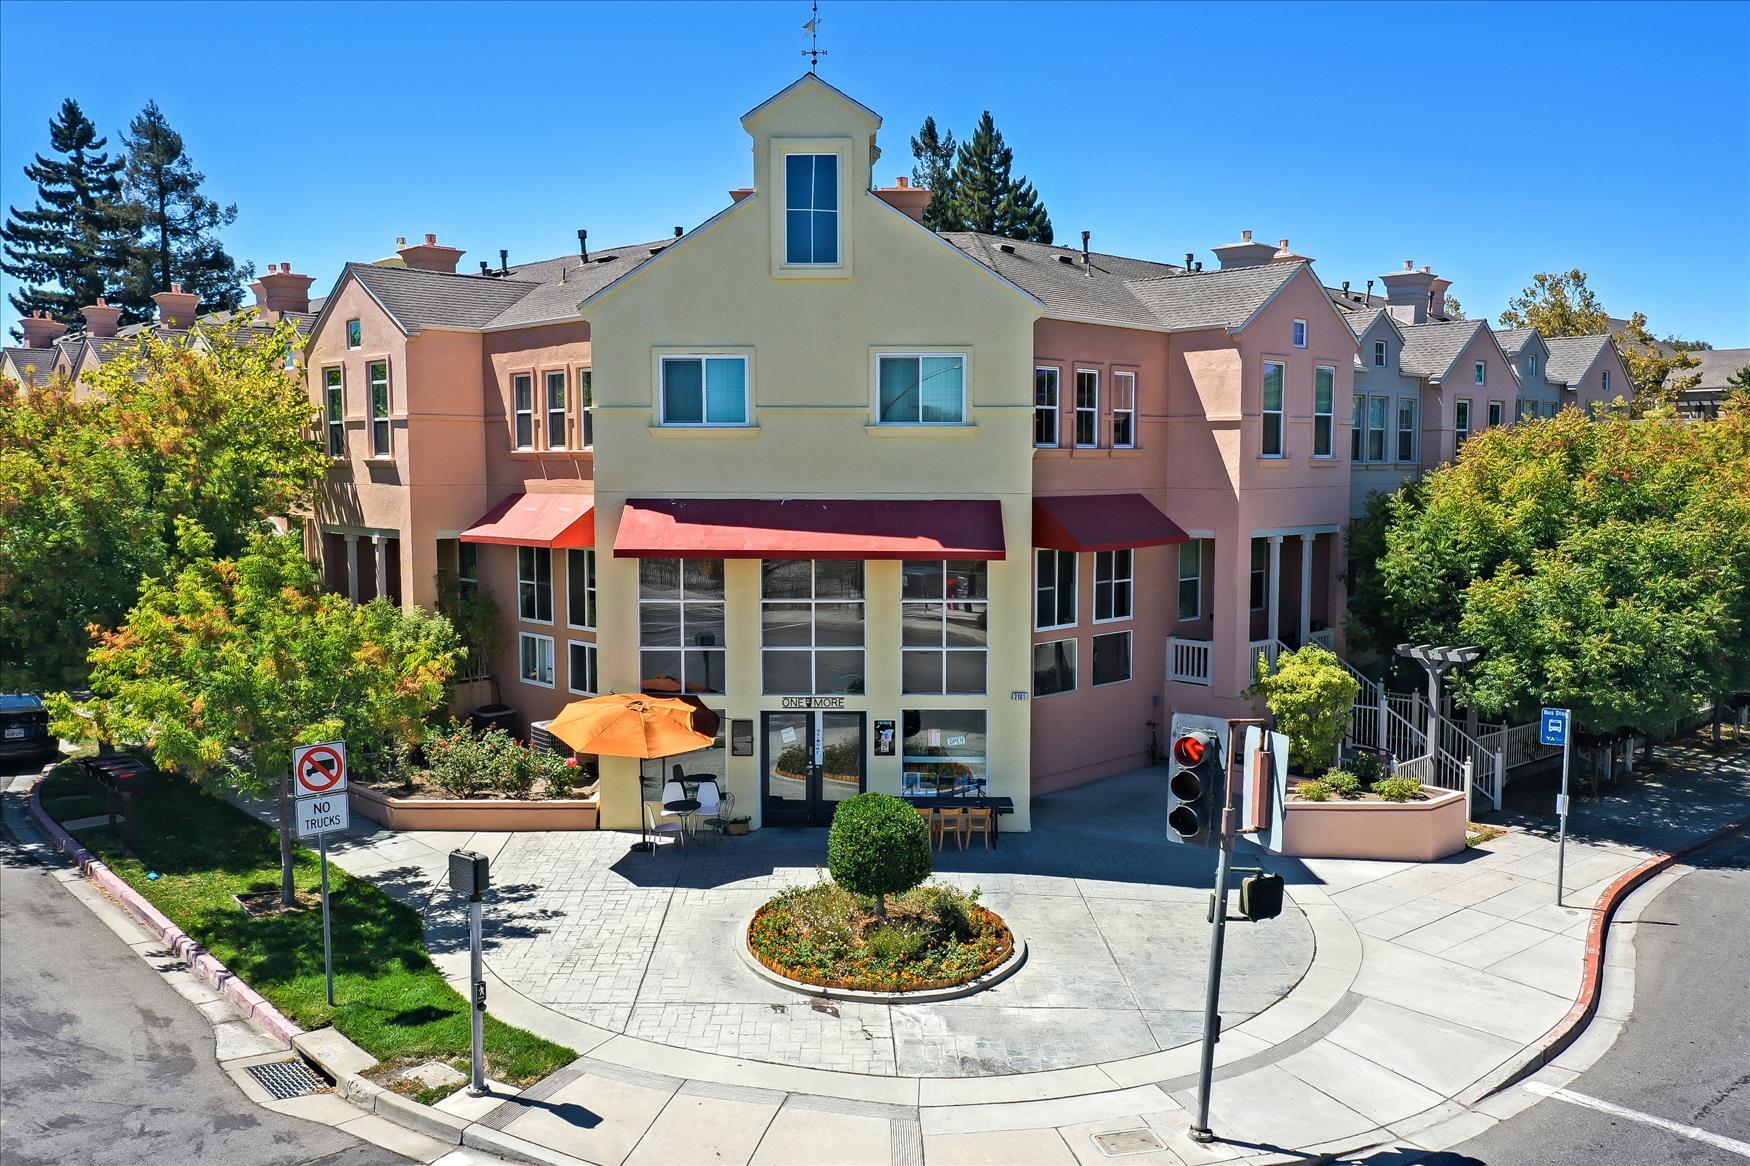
827,792,932,918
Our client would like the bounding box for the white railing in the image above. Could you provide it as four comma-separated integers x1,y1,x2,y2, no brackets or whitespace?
1249,639,1291,677
1310,628,1336,649
1393,753,1437,785
1167,636,1213,686
1481,720,1558,773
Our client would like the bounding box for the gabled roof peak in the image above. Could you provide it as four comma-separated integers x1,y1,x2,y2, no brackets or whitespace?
740,73,881,131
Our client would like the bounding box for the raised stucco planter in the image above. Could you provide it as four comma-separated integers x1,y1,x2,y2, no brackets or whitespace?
1280,786,1467,862
349,784,598,831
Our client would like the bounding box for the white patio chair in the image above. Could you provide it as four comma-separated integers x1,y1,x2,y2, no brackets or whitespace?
644,800,686,850
659,779,698,838
692,780,731,842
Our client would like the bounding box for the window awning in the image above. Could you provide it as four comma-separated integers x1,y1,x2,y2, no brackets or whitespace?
1032,493,1190,553
613,498,1006,560
459,492,595,548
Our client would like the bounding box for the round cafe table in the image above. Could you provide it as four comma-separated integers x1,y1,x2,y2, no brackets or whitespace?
664,797,701,841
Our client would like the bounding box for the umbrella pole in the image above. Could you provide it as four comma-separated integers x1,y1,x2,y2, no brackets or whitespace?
630,756,658,854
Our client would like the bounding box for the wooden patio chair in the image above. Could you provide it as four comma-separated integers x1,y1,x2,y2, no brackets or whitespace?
964,805,995,850
934,807,967,851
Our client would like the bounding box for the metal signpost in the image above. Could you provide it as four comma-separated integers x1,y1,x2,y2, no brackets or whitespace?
449,850,492,1095
292,741,349,1007
1541,708,1572,904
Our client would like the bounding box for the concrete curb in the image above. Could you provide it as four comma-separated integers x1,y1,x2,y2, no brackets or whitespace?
738,907,1029,1003
26,763,305,1048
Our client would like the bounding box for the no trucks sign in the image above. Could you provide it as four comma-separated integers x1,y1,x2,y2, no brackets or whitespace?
292,741,349,839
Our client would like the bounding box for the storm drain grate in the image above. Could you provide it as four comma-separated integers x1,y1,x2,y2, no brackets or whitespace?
246,1059,330,1100
1093,1129,1166,1156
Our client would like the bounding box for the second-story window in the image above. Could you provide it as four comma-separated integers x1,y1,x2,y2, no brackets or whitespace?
1074,370,1099,447
457,542,478,600
1261,361,1285,457
1093,549,1132,622
546,370,567,449
1035,549,1076,630
567,548,596,629
1397,398,1418,461
1112,372,1136,449
661,355,749,425
1455,399,1471,445
513,374,534,449
324,367,345,458
878,354,964,424
1351,395,1364,460
1373,339,1388,368
577,369,593,448
1178,540,1203,621
1602,370,1611,396
1313,366,1335,457
1527,354,1539,378
1474,360,1486,386
1367,396,1388,461
518,546,553,624
368,360,390,456
639,558,727,694
761,560,865,695
346,319,361,349
1034,367,1059,447
1250,539,1268,610
1292,319,1308,349
784,153,839,265
901,561,988,695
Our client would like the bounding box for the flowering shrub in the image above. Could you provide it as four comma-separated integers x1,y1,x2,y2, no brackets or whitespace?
422,720,571,799
539,753,581,799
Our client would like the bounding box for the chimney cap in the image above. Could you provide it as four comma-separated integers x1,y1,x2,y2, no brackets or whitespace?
1241,229,1253,242
895,175,909,188
425,233,437,245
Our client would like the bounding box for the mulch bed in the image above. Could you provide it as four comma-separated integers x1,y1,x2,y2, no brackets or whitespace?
747,892,1013,994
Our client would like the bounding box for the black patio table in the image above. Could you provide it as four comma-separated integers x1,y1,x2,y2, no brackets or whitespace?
902,795,1016,843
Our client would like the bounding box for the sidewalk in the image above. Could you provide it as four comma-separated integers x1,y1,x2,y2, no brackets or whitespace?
260,737,1750,1164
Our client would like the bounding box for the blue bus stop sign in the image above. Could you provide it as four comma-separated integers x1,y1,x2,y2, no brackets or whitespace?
1540,708,1570,747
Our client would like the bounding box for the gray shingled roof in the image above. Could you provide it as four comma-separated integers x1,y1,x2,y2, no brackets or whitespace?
1343,306,1389,339
1493,327,1536,356
3,347,58,382
1125,262,1306,331
483,240,675,329
348,263,540,333
1670,347,1750,392
1542,335,1612,386
1397,320,1485,380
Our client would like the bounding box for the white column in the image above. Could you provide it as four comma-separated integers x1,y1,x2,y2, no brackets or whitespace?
344,534,360,603
1298,532,1315,647
1266,535,1283,647
373,534,390,601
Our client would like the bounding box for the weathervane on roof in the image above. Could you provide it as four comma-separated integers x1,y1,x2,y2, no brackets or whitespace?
802,0,827,72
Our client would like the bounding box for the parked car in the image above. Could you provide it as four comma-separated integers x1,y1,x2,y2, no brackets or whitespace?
0,694,58,763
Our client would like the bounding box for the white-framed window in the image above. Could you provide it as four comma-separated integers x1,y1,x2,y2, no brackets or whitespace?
660,355,749,426
545,370,567,449
902,709,986,787
367,360,390,456
324,367,345,458
901,560,988,695
1373,339,1388,368
638,558,727,694
1112,371,1136,448
457,542,478,601
1250,538,1268,610
519,632,555,688
1034,367,1060,447
518,546,553,624
877,353,965,424
567,548,596,629
1488,400,1503,427
1474,360,1486,386
1313,366,1335,457
577,368,594,448
784,152,839,265
567,640,598,696
1177,540,1202,621
1397,398,1417,461
1034,548,1077,630
1527,354,1539,378
346,319,361,349
1602,370,1611,395
1292,319,1308,349
1261,360,1285,457
1455,399,1471,446
761,560,865,695
1092,630,1132,686
1032,638,1076,696
1367,396,1388,461
1351,394,1364,460
1093,549,1132,622
512,373,534,449
1074,369,1099,447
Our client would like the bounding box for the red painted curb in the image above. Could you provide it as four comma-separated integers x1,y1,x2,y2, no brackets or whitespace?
27,764,306,1047
1495,813,1747,1092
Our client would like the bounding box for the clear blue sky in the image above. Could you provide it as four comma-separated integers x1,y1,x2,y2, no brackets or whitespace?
3,0,1746,346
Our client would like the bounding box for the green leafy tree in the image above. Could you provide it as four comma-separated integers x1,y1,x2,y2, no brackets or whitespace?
1440,293,1466,321
1250,645,1359,773
1725,365,1750,410
58,528,461,904
909,112,1053,243
1,99,134,332
117,101,250,316
827,793,932,919
908,116,957,232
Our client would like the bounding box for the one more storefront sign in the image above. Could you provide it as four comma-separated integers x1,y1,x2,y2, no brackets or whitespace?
779,696,848,710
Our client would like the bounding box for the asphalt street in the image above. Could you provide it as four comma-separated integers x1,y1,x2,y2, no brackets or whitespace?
0,760,410,1166
1428,828,1750,1166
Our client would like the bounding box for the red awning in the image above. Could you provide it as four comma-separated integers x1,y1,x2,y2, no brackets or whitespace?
1032,493,1190,553
459,492,595,548
614,498,1006,560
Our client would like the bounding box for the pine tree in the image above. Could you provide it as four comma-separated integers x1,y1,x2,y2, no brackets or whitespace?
117,101,250,317
1,99,133,335
944,112,1053,244
908,116,957,232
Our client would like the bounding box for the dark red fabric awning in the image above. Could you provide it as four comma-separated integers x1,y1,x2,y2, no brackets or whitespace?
459,493,595,548
614,498,1006,560
1033,493,1189,552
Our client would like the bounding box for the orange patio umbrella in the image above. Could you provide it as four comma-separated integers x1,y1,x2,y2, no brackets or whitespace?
548,693,716,759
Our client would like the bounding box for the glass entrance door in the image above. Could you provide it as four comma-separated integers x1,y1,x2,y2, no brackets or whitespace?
761,711,865,827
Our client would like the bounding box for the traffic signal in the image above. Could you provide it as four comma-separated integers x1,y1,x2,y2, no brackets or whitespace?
1166,713,1228,847
1239,871,1285,921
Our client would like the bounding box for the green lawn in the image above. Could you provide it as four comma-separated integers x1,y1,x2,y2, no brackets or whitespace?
41,763,573,1091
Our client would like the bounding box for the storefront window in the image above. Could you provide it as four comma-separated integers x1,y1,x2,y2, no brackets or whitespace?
901,710,986,792
900,561,987,694
1033,638,1076,696
643,715,726,803
639,558,726,694
761,560,865,694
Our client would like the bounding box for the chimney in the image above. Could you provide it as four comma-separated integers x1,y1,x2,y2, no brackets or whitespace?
396,232,464,273
499,248,509,275
19,311,64,348
1272,237,1312,263
81,297,123,338
1211,228,1280,270
1428,275,1452,320
1185,252,1195,271
873,176,931,224
152,283,200,330
578,229,589,261
674,226,684,238
249,262,315,319
1379,259,1439,324
1081,230,1091,276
